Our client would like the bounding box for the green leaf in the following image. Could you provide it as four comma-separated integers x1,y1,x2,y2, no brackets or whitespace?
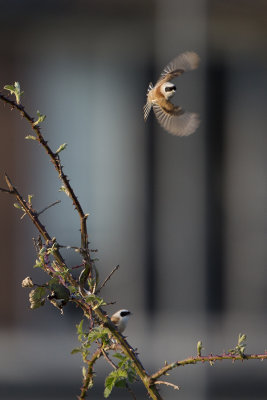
13,202,23,210
228,333,247,357
82,366,87,380
113,353,127,362
28,194,33,205
55,143,67,154
112,354,137,384
71,348,82,355
4,85,14,92
104,369,128,398
127,370,137,384
197,340,203,356
115,380,127,388
25,135,37,140
85,294,106,309
104,377,115,398
33,259,44,269
59,185,70,197
29,286,47,309
87,327,110,346
4,82,24,104
238,333,246,346
76,320,84,336
68,285,77,294
33,110,46,126
88,379,94,389
47,278,70,301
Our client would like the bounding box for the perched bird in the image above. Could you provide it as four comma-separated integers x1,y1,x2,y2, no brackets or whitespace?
144,51,200,136
111,309,132,333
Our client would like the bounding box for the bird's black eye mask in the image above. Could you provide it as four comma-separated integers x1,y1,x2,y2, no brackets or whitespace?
165,85,176,92
120,311,131,317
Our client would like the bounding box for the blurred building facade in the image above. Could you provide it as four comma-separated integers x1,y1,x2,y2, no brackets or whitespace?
0,1,266,399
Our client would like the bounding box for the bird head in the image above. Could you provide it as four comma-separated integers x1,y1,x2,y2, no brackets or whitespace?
160,82,176,99
111,309,132,333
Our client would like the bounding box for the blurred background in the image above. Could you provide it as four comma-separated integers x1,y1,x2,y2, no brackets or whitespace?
0,0,267,399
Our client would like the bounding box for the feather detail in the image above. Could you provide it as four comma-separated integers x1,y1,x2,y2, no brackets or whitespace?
111,315,120,324
153,103,200,136
143,102,152,121
158,51,200,84
147,82,153,93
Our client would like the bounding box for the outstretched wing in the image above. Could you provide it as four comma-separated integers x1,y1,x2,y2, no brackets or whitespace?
144,102,152,121
143,82,154,121
152,103,200,136
157,51,200,84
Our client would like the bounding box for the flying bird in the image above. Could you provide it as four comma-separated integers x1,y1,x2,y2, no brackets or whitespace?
144,51,200,136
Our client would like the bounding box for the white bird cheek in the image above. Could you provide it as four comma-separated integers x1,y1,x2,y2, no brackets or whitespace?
166,90,175,100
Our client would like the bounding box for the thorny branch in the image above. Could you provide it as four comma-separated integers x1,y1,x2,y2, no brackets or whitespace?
79,348,102,399
1,89,266,400
150,352,267,382
0,92,92,283
154,381,180,391
0,137,162,399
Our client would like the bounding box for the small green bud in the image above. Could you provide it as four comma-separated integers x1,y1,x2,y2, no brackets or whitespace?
14,202,23,210
4,81,24,104
33,110,46,126
28,194,33,205
55,143,67,154
197,340,203,356
25,135,37,140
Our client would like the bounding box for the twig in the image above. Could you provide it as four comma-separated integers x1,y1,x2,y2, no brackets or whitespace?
0,187,14,193
5,174,53,243
38,200,61,216
96,264,120,294
125,384,137,400
151,353,267,381
154,380,180,390
101,348,117,369
4,174,77,288
78,348,102,400
58,244,80,251
0,92,92,279
105,301,116,306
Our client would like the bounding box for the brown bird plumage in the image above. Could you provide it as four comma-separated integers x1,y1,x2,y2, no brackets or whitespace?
144,51,200,136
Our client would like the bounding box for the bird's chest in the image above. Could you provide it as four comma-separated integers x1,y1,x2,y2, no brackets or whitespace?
148,85,165,103
119,316,129,332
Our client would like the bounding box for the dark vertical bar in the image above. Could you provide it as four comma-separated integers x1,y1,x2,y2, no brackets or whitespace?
144,61,156,316
205,59,227,313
